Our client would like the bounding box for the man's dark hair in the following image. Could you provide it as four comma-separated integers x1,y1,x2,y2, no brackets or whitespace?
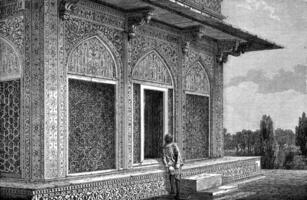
164,134,173,144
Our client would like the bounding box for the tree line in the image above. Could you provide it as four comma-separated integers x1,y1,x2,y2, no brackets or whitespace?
224,112,307,169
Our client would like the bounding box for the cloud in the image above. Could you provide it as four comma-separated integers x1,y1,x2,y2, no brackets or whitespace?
226,65,307,94
224,82,307,133
236,0,281,21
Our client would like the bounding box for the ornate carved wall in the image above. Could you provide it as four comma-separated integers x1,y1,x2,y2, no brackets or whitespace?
68,79,116,173
0,0,24,19
132,51,172,86
184,94,209,160
64,4,125,172
182,46,225,159
28,157,261,200
184,61,210,95
0,0,225,185
133,83,141,164
0,39,21,81
0,8,25,180
0,80,21,177
67,36,117,79
128,24,180,167
212,62,224,157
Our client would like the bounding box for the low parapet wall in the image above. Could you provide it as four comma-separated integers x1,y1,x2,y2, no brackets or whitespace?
0,156,261,200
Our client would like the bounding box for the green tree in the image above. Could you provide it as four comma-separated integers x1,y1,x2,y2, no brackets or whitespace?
295,112,307,156
260,115,277,169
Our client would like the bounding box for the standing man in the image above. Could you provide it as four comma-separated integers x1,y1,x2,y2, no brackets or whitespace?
163,134,183,199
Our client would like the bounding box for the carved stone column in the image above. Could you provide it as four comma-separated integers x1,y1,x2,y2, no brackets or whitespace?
21,0,66,181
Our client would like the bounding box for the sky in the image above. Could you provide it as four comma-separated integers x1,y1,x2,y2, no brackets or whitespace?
222,0,307,134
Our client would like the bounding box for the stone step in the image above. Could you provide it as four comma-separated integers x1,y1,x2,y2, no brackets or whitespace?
153,175,266,200
202,185,238,197
181,173,222,194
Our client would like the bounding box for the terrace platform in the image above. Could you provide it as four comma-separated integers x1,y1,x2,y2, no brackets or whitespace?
0,156,262,199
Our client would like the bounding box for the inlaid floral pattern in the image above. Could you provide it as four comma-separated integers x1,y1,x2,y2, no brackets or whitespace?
133,84,141,163
68,79,116,173
0,80,20,175
184,94,209,160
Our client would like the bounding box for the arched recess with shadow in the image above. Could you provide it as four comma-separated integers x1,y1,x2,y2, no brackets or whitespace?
66,35,122,174
131,50,175,164
0,36,22,177
183,61,211,161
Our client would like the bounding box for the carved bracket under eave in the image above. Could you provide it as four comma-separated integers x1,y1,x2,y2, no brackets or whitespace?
126,7,154,40
59,0,80,20
216,40,249,64
181,26,209,54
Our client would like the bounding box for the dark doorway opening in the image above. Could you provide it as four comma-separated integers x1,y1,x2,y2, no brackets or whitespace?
144,89,164,159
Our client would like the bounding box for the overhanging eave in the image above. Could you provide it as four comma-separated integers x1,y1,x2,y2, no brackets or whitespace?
144,0,283,52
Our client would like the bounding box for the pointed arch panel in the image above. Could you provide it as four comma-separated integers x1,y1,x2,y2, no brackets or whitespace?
0,38,21,81
185,61,210,94
132,51,173,86
67,36,117,79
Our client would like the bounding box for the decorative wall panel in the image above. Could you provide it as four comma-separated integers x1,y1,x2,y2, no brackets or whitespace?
212,63,224,157
68,36,116,79
0,80,20,175
184,94,209,160
0,0,24,19
182,47,219,158
183,48,214,79
127,28,179,166
0,38,21,81
133,84,141,164
184,62,210,95
28,157,261,200
65,17,123,56
65,12,124,169
132,51,172,86
0,16,24,51
23,0,45,180
44,0,60,179
69,79,116,173
73,1,125,29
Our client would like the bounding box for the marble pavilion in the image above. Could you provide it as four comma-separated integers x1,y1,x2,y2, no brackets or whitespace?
0,0,281,199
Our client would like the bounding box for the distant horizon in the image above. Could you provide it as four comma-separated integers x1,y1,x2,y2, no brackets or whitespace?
222,0,307,134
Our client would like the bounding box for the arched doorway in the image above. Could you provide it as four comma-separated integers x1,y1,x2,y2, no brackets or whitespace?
132,50,174,164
